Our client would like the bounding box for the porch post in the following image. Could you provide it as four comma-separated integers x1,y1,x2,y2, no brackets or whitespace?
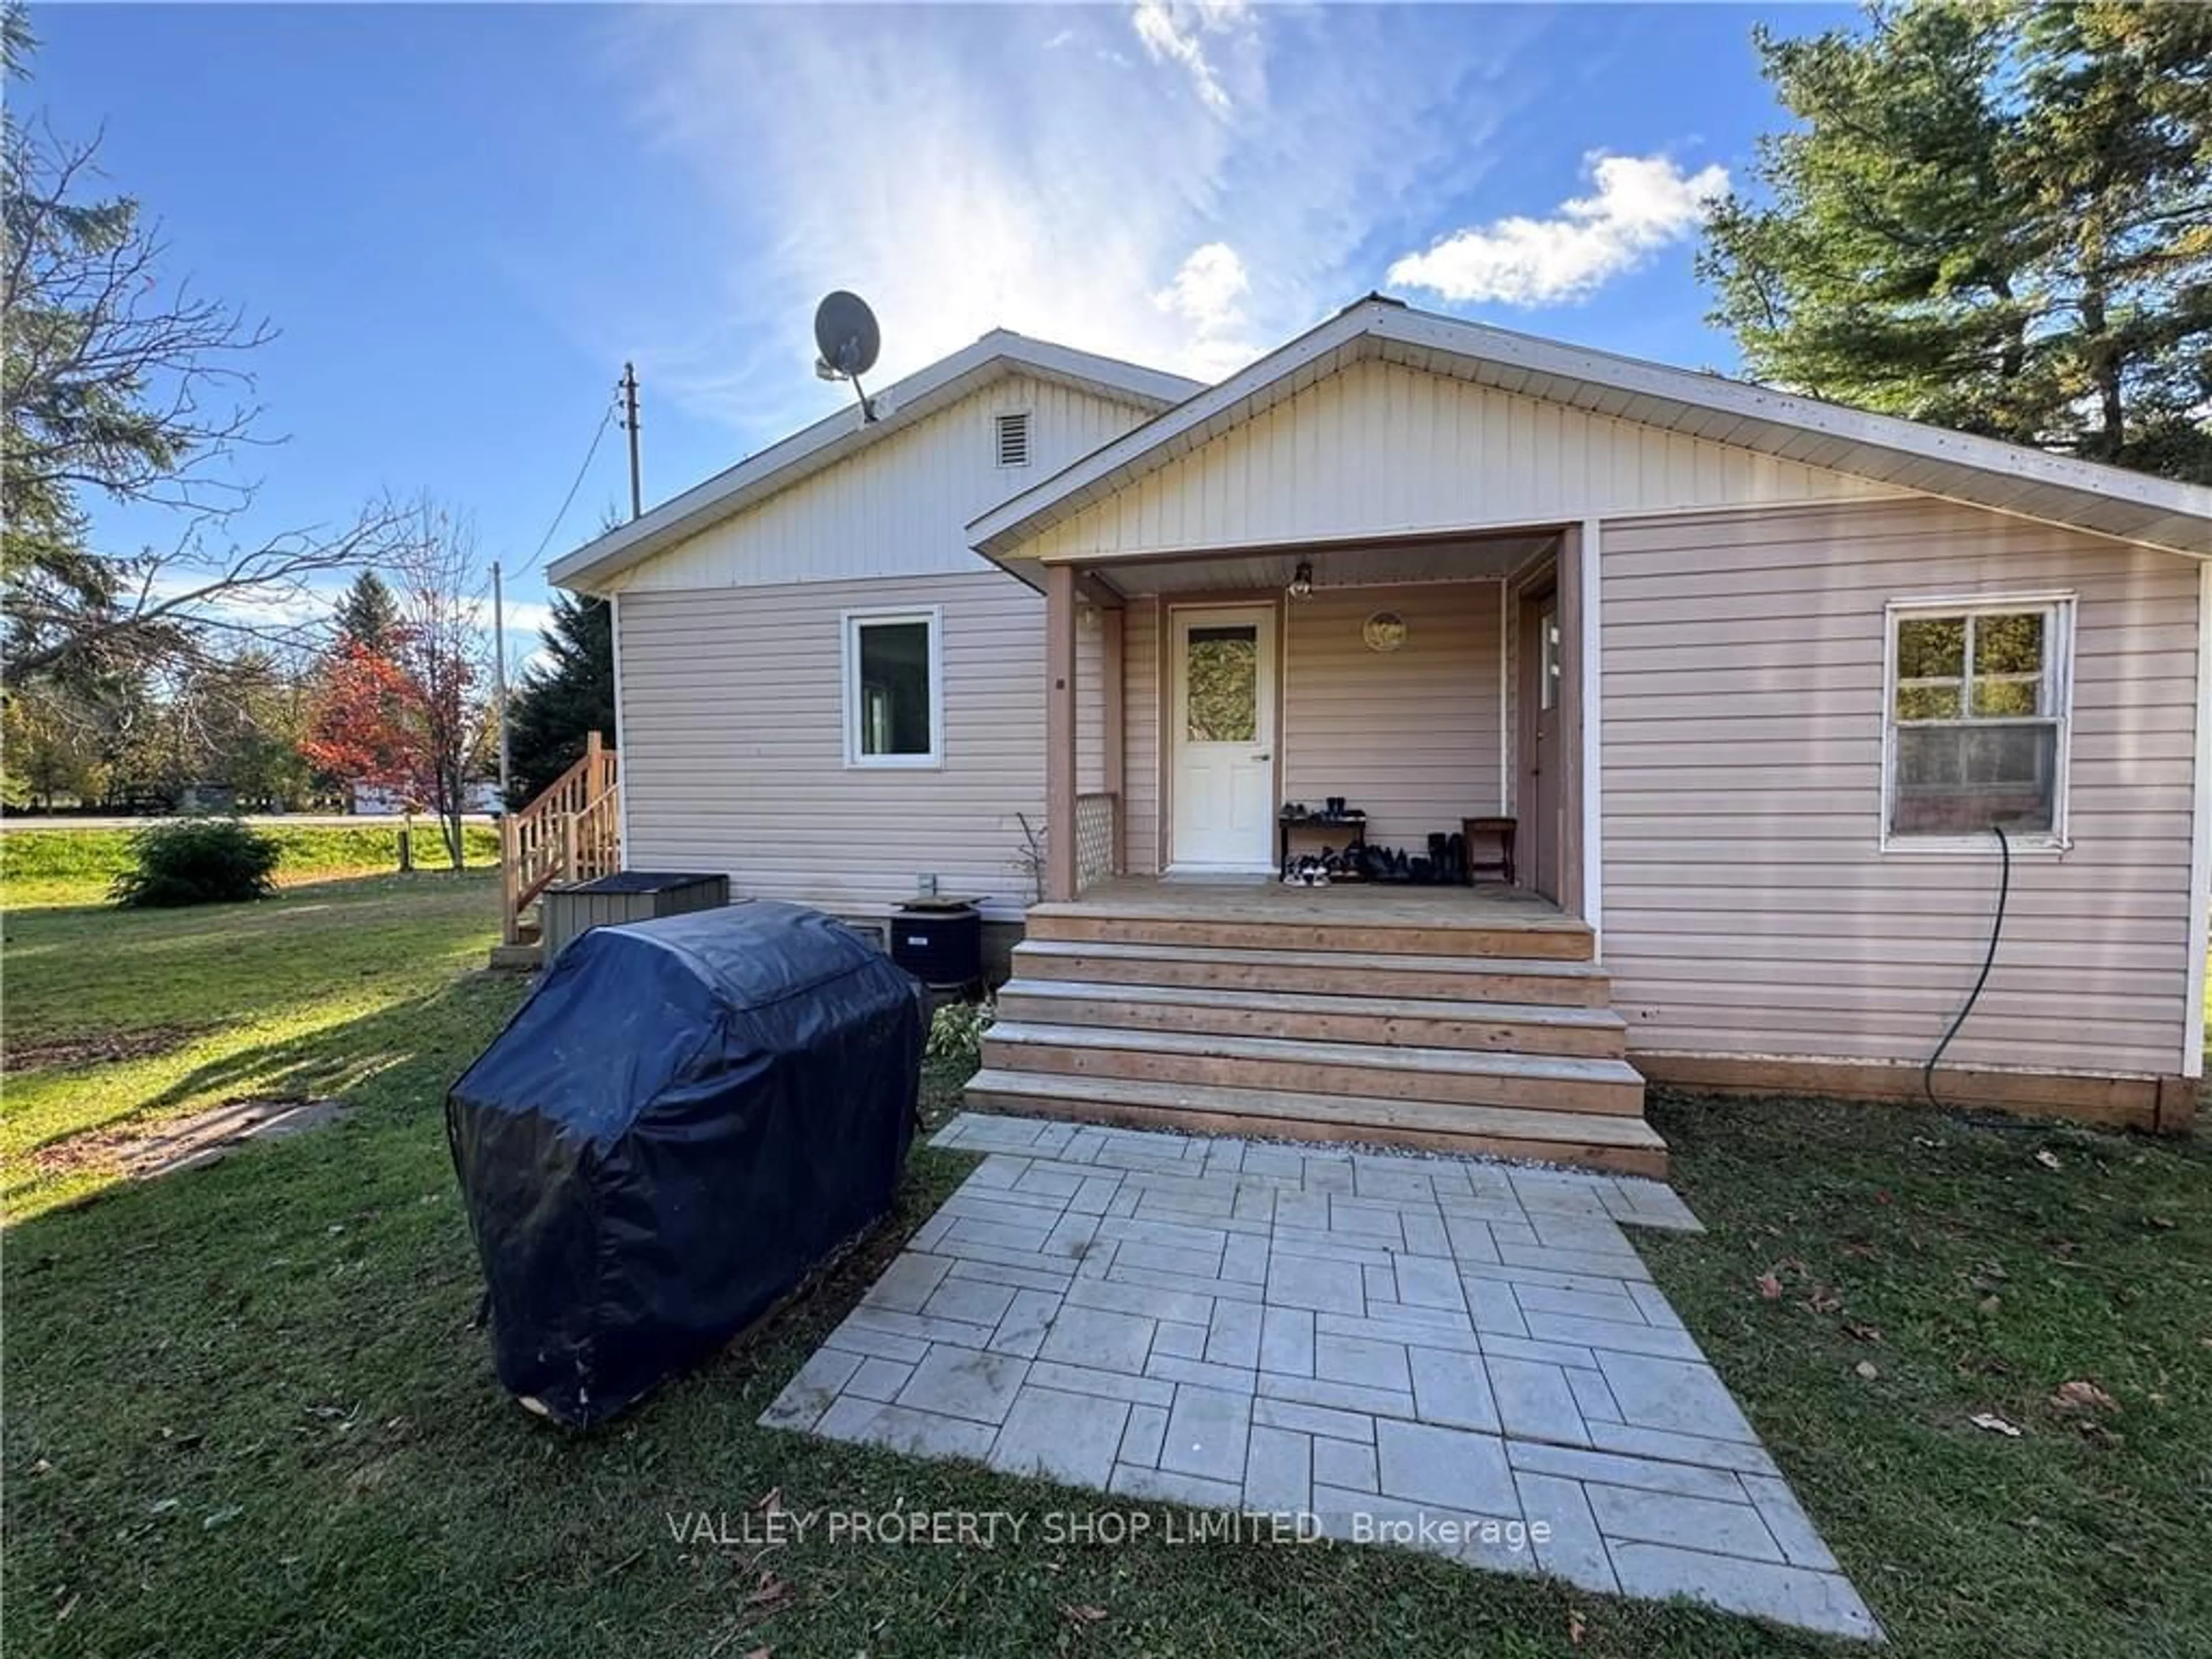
1044,562,1080,902
1555,524,1586,919
1101,605,1125,874
1578,516,1604,941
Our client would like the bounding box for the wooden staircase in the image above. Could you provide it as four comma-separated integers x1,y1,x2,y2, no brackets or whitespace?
967,893,1664,1176
491,732,620,971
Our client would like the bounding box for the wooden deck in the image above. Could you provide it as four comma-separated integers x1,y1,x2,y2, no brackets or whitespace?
1026,877,1586,960
969,876,1665,1177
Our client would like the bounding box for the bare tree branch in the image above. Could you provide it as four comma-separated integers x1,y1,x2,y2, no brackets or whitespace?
2,503,412,688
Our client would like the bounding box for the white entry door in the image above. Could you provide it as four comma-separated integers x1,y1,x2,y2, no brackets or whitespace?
1170,604,1277,871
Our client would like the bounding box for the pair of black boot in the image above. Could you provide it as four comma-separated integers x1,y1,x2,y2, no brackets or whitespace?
1427,832,1468,885
1357,834,1465,885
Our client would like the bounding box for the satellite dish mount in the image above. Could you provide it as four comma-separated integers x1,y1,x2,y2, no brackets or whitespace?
813,291,883,423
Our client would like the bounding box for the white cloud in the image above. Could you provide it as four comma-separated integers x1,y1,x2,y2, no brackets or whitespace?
1154,241,1249,334
499,599,556,639
1130,2,1255,116
591,7,1549,438
1387,152,1728,307
1153,242,1259,376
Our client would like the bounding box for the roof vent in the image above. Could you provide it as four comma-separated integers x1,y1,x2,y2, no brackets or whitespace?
994,410,1032,468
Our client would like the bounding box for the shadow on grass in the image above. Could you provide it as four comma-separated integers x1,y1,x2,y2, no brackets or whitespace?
4,972,527,1219
133,971,520,1121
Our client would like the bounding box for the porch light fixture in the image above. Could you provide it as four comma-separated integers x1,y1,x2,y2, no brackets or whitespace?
1287,559,1315,600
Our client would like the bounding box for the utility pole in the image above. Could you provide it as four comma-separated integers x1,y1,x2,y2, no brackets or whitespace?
620,361,642,521
491,559,510,801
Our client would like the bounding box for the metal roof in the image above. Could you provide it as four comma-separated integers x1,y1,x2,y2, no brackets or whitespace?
968,298,2212,562
548,333,1202,592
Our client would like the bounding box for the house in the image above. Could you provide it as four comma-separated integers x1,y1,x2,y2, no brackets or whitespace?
549,297,2211,1169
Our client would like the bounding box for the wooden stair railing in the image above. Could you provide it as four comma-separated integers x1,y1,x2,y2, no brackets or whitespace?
499,730,620,945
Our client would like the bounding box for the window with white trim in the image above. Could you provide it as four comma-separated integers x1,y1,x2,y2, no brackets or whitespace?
843,609,941,768
1885,596,2073,846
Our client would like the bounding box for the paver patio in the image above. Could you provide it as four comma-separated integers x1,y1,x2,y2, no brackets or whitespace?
763,1112,1880,1642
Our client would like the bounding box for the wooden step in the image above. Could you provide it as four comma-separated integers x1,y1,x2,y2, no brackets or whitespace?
1009,939,1612,1007
961,1070,1668,1178
983,1022,1646,1116
994,978,1626,1059
1024,903,1593,961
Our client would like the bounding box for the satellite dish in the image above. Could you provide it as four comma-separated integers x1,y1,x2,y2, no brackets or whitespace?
813,290,882,421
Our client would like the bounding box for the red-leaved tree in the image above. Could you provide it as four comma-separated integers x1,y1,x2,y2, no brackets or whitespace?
302,639,414,800
302,505,491,869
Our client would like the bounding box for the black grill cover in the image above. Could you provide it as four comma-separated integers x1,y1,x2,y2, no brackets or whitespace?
446,901,925,1426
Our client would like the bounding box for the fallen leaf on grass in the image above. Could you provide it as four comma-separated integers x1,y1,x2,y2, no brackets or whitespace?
744,1572,794,1612
1757,1272,1783,1301
1978,1294,2002,1314
2034,1150,2061,1171
1806,1287,1843,1315
2050,1380,2118,1414
1568,1609,1588,1645
1842,1320,1883,1344
1854,1361,1880,1381
1969,1412,2023,1437
1060,1604,1109,1627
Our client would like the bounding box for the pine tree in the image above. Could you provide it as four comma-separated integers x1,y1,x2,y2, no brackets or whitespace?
1699,2,2212,483
334,570,400,651
504,592,613,804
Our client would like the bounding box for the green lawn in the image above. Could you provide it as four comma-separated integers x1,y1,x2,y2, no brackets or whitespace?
1,870,511,1217
4,880,2207,1657
0,821,499,910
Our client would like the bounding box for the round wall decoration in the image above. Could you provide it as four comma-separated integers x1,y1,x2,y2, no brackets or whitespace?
1362,611,1408,653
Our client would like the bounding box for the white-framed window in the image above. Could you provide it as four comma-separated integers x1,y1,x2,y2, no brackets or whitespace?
1882,593,2074,850
842,607,943,769
993,410,1032,469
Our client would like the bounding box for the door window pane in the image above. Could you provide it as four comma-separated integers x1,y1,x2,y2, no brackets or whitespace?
1185,626,1257,741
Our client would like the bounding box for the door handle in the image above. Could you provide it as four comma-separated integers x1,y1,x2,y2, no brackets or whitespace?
1252,752,1271,761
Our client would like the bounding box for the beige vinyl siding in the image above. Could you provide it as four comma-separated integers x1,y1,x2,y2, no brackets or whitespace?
1600,496,2200,1078
619,571,1097,921
611,375,1157,593
1283,582,1505,843
1020,358,1903,565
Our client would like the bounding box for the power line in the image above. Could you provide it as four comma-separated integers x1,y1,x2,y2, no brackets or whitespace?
518,395,619,581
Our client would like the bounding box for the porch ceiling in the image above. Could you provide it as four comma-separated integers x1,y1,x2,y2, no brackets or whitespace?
1073,531,1557,599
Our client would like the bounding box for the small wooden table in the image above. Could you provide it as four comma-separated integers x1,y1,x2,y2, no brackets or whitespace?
1461,816,1517,887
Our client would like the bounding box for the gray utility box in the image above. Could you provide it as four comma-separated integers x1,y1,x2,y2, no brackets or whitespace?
541,872,730,965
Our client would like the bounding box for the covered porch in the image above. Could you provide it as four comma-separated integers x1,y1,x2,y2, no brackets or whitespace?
1041,523,1597,923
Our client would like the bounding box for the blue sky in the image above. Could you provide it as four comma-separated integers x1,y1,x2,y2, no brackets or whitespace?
29,2,1852,660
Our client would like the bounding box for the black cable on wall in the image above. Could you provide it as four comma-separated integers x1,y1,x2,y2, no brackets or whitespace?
1923,823,2012,1110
